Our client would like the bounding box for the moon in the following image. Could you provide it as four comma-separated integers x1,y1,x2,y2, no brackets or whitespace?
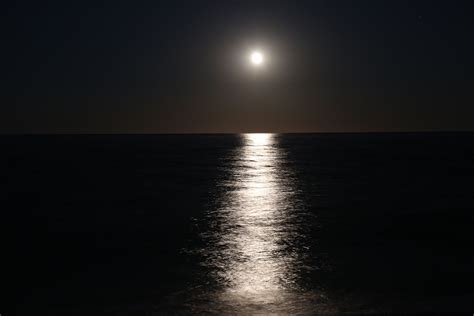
250,51,264,66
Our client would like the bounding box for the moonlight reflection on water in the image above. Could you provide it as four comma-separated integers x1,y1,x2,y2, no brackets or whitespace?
200,133,329,313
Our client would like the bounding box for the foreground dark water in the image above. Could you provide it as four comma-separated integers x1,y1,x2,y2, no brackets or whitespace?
5,133,474,314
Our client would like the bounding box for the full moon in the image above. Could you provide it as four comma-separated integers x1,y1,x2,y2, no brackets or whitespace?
250,51,264,65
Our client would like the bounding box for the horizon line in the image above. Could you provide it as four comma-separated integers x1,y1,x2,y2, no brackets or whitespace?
2,130,474,136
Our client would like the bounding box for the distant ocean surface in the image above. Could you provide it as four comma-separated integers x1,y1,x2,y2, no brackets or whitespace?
5,133,474,314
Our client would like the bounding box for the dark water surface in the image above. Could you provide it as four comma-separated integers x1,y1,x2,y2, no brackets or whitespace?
5,133,474,314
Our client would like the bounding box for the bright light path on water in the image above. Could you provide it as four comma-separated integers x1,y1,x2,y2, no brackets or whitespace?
247,133,271,145
200,133,325,313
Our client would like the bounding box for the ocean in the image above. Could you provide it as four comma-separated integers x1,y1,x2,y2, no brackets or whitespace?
6,133,474,314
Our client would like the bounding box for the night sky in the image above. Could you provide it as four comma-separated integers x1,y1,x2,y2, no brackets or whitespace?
5,0,474,133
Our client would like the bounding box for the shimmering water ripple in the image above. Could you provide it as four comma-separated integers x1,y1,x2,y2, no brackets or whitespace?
199,134,330,313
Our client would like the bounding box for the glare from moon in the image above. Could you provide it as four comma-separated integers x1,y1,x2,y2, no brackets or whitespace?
250,51,264,66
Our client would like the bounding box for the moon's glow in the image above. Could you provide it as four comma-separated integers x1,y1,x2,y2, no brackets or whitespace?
250,51,264,65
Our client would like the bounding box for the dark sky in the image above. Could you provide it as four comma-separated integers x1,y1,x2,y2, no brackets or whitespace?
4,0,474,133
